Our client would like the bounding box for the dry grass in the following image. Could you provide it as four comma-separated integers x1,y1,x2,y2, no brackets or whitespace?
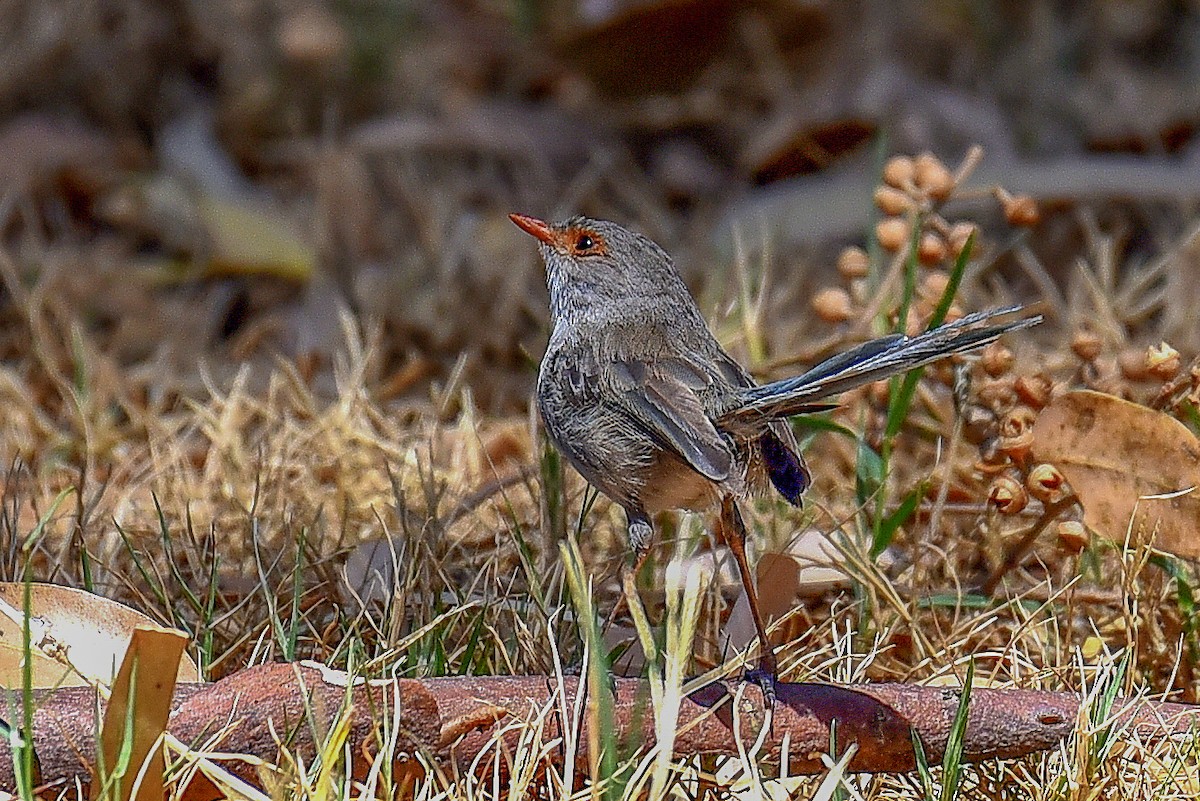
2,2,1200,796
3,176,1200,796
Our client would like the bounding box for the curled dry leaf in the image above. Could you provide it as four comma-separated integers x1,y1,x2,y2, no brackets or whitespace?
1031,390,1200,557
0,583,201,687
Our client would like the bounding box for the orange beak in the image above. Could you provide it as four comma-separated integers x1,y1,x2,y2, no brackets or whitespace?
509,213,556,246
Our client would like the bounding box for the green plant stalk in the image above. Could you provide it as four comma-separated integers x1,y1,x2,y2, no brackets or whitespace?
1181,401,1200,434
910,658,974,801
8,489,72,799
13,575,36,800
732,228,767,368
76,491,95,592
541,439,566,543
130,494,173,614
882,229,973,451
94,658,139,801
868,228,975,556
1151,554,1200,669
250,520,286,660
501,489,547,619
939,658,975,801
1086,652,1129,776
163,503,218,652
635,545,703,801
912,727,936,801
287,525,307,662
459,606,489,676
560,536,622,799
198,523,220,679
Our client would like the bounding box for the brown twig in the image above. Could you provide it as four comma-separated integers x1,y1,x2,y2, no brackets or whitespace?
3,662,1198,797
977,494,1080,595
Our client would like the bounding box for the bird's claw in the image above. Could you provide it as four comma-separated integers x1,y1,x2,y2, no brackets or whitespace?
742,665,779,710
563,662,618,698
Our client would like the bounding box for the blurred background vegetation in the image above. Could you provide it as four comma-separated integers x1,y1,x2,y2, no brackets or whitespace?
3,0,1198,411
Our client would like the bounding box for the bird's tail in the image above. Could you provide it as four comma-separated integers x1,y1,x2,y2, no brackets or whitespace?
719,306,1041,430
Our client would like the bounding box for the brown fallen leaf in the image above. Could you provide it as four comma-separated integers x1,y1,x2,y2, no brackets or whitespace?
726,530,894,650
557,0,736,97
744,117,877,185
1031,390,1200,557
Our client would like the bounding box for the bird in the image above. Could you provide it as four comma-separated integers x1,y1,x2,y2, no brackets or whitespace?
510,212,1039,693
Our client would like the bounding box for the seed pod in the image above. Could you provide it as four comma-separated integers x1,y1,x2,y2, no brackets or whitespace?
947,222,978,258
812,287,854,322
876,217,910,251
975,447,1008,475
1000,405,1038,437
868,379,891,406
976,376,1017,408
882,155,916,188
980,342,1014,377
998,434,1033,463
997,405,1038,462
875,186,912,215
837,246,870,279
1056,520,1089,553
962,405,997,444
920,271,951,300
917,232,948,266
1070,330,1103,362
1014,374,1053,410
914,152,954,200
1003,194,1040,226
1146,342,1180,380
1026,463,1066,502
988,474,1028,515
1119,347,1152,381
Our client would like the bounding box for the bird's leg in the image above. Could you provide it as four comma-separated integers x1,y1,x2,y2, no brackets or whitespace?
622,515,654,611
603,512,654,634
583,513,651,699
719,494,779,704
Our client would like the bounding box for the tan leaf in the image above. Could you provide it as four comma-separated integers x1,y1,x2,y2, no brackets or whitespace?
726,530,893,649
1031,390,1200,557
197,193,314,282
93,625,189,801
0,583,200,688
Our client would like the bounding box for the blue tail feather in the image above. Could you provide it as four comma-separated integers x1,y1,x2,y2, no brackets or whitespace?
760,430,809,506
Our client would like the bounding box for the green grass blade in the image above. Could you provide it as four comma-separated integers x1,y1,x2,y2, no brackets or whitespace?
940,658,975,801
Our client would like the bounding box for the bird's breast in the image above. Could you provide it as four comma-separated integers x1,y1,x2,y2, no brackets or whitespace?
637,450,723,513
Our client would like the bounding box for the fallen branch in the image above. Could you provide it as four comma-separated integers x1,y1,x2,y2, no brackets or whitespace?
2,663,1196,796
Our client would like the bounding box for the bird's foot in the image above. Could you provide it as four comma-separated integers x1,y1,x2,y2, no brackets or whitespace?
741,665,779,711
563,661,618,697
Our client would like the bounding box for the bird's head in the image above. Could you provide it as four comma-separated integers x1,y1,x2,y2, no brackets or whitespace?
509,213,681,318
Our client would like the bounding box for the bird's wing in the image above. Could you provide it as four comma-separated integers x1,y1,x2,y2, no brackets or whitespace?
608,355,732,482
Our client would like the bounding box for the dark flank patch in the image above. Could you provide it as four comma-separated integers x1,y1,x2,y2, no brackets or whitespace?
760,431,809,506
